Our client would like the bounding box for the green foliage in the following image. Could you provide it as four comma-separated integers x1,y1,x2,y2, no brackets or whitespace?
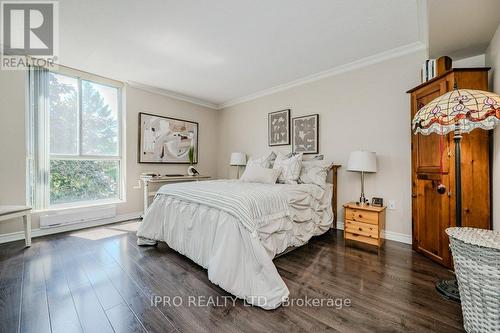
188,146,195,165
48,74,119,204
50,160,118,204
81,81,118,155
48,73,78,153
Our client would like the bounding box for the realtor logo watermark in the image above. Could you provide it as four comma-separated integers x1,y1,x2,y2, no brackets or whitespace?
150,295,352,309
1,1,58,69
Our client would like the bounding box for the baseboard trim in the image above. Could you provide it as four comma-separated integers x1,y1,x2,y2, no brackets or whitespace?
1,214,412,245
336,221,412,245
0,211,142,244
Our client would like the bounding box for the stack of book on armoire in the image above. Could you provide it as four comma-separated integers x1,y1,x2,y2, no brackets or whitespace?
421,56,452,82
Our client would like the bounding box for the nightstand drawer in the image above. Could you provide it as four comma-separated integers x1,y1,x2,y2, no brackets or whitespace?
345,232,379,246
345,220,378,238
345,207,378,224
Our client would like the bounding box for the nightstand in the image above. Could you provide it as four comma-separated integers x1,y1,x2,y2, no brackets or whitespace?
343,202,386,247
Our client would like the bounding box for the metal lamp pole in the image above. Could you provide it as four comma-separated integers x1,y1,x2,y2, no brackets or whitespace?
435,123,462,302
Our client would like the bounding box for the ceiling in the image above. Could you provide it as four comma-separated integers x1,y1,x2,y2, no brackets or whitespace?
58,0,422,107
428,0,500,59
57,1,500,109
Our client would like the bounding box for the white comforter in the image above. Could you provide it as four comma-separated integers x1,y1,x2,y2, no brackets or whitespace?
137,180,332,309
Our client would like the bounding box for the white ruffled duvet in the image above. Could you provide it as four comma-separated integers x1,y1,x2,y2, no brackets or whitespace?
137,180,332,309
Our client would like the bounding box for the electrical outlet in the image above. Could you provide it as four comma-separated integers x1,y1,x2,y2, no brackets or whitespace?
388,200,396,210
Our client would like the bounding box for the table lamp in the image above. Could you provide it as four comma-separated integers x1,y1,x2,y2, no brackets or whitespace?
230,152,246,178
347,151,377,205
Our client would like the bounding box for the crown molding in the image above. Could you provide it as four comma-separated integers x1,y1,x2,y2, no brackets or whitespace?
129,40,427,111
219,41,427,109
126,81,219,110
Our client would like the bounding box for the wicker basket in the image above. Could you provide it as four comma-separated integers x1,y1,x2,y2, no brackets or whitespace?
446,227,500,333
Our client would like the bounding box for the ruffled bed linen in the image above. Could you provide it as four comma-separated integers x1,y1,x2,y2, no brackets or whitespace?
258,186,332,258
136,180,332,309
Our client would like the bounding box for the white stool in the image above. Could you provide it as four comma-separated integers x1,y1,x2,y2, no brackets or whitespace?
0,206,32,247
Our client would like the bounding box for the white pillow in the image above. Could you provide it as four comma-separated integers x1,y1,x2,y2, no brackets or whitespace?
273,152,303,184
246,152,276,169
240,166,281,184
299,160,332,188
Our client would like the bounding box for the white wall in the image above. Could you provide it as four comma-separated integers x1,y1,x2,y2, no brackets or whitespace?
0,70,219,236
1,34,495,240
485,23,500,231
217,50,426,238
123,86,219,215
453,54,486,67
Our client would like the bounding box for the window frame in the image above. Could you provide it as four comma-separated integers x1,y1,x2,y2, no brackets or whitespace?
29,66,125,211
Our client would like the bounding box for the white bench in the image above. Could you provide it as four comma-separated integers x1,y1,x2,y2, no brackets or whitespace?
0,206,32,247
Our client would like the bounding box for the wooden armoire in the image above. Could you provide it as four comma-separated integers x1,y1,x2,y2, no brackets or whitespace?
407,68,492,268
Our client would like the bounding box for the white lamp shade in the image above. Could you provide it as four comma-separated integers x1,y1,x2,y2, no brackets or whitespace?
347,151,377,173
230,152,247,166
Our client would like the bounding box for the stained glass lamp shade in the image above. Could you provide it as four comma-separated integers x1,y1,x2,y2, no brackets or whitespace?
412,89,500,135
412,87,500,303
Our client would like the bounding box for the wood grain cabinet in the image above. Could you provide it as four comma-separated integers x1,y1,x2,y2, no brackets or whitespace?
343,202,386,247
407,68,492,268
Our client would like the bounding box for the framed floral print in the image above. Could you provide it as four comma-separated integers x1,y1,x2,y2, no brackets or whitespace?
268,109,290,146
292,114,319,154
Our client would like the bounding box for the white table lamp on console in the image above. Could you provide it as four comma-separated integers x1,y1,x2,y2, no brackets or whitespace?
347,151,377,205
230,152,246,179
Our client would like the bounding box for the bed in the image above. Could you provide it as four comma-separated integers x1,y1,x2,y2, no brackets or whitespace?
137,165,340,310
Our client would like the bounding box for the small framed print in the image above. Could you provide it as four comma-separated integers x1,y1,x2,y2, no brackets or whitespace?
372,197,384,207
292,114,319,154
268,109,291,146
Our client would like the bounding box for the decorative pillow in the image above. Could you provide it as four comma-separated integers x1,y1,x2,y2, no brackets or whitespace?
299,160,332,188
312,155,324,160
273,152,303,184
240,166,281,184
246,152,276,169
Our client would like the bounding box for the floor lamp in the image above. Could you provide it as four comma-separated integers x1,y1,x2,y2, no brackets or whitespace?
412,85,500,302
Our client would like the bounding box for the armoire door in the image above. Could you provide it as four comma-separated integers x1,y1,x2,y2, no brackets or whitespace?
411,78,453,268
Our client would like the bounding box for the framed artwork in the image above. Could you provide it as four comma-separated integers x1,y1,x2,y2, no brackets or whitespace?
292,114,319,154
138,112,198,164
268,109,290,146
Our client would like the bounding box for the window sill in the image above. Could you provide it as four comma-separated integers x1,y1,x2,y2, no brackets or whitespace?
33,199,125,214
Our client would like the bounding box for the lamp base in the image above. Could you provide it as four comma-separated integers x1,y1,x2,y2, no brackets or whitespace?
436,278,460,303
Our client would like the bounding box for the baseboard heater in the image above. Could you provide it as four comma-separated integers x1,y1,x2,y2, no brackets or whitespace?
40,205,117,228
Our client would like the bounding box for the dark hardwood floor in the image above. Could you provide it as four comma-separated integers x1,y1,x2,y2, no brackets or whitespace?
0,221,463,333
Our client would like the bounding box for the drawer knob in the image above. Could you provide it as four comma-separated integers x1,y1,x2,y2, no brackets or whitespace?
358,214,362,218
358,227,362,231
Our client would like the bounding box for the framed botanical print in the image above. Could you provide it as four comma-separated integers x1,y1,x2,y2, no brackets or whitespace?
138,112,198,164
292,114,319,154
268,109,290,146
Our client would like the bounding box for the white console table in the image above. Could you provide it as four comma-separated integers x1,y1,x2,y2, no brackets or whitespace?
0,206,32,247
140,175,211,215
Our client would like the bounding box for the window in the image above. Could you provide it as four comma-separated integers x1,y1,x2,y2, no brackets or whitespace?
28,67,123,209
